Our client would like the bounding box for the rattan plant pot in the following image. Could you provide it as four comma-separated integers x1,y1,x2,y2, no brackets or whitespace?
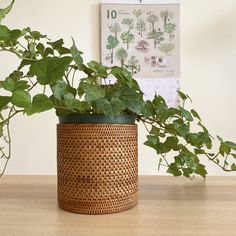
57,114,138,214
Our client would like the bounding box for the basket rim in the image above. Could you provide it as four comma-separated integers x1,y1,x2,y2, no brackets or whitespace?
58,113,136,124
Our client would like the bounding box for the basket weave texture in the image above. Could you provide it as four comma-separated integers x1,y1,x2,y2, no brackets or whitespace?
57,123,138,214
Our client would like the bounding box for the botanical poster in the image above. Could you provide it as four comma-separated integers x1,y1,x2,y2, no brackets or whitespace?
101,3,180,79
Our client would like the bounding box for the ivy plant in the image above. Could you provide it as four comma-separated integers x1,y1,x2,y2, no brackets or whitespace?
1,1,236,179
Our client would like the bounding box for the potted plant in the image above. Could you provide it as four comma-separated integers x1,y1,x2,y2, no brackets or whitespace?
1,1,236,214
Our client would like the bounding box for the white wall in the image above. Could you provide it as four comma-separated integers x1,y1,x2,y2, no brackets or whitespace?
1,0,236,176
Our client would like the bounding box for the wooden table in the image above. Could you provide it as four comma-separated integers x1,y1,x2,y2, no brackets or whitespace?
0,176,235,236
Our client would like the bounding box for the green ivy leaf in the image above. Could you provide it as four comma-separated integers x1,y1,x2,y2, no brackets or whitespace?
195,164,207,179
164,136,179,150
180,107,193,121
143,100,155,118
36,43,45,56
87,60,108,78
173,120,189,138
11,90,31,109
231,163,236,171
0,96,11,110
70,37,83,65
177,91,192,103
83,83,105,104
120,87,144,114
219,142,231,155
2,77,28,92
18,59,33,70
0,0,14,24
43,47,54,57
225,141,236,151
144,135,159,149
150,126,160,135
30,31,47,40
51,81,67,99
191,109,201,121
64,92,74,107
0,25,11,40
48,39,64,50
110,97,125,114
28,94,53,115
96,97,125,117
194,148,206,155
167,163,182,177
30,57,72,85
96,97,113,116
71,100,91,113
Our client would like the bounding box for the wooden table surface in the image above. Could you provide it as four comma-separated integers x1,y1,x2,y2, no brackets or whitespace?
0,176,236,236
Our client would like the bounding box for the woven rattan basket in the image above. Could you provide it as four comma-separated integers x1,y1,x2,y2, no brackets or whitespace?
57,122,138,214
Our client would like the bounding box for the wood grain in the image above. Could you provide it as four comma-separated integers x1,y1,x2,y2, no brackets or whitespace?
0,176,236,236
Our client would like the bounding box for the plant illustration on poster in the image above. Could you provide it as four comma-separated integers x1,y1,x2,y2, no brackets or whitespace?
101,2,180,106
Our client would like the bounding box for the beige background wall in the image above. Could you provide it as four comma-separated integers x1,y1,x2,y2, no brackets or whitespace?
1,0,236,175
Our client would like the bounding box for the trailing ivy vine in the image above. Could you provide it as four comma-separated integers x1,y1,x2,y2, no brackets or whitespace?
1,1,236,178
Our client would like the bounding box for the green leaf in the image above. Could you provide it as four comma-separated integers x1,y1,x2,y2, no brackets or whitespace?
153,95,167,107
64,92,74,107
144,135,159,149
143,100,155,118
0,25,21,44
150,126,160,135
180,107,193,121
173,120,189,138
47,39,63,49
164,136,179,150
219,142,231,155
120,87,144,114
225,141,236,151
191,109,201,121
87,60,108,78
167,163,182,177
96,97,113,116
11,90,31,109
30,57,72,85
83,83,105,104
0,0,14,24
194,148,206,154
182,168,190,178
177,91,192,103
231,153,236,159
110,97,125,114
51,80,68,99
231,164,236,171
166,107,181,119
30,31,47,40
198,122,209,134
77,81,86,97
177,90,187,101
195,164,207,179
18,59,33,70
28,94,53,115
0,96,11,110
2,77,28,92
72,100,91,113
0,25,10,40
96,97,125,117
70,37,83,65
43,47,54,57
36,43,45,56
